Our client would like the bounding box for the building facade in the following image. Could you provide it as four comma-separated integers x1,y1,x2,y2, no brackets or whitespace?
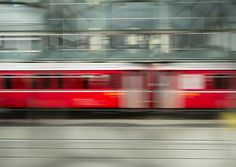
0,0,235,61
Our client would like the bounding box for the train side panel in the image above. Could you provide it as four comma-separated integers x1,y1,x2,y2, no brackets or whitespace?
154,63,236,109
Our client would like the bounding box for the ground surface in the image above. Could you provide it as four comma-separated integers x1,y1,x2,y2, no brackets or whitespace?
0,119,235,167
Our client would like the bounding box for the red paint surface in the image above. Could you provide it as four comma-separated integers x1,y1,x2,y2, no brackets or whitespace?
0,91,121,108
183,92,229,108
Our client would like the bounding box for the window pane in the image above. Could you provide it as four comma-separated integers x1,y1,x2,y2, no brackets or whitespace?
4,75,12,89
89,75,110,89
63,76,83,89
212,75,231,89
110,34,149,49
12,77,31,89
33,76,51,89
178,74,204,90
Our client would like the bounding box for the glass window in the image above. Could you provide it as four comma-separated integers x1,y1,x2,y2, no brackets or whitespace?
178,74,204,90
12,77,31,89
62,76,83,89
61,74,120,89
48,35,90,50
110,34,149,49
0,77,4,89
171,34,206,50
33,75,51,89
212,74,232,89
89,75,110,89
4,75,12,89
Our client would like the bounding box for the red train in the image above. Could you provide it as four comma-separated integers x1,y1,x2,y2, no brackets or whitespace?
0,62,235,110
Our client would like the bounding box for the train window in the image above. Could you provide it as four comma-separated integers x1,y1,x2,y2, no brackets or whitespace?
63,76,83,89
56,75,63,89
178,74,204,90
61,74,120,89
12,76,31,89
212,75,232,89
0,77,4,89
4,75,12,89
89,75,110,89
89,74,122,89
33,75,51,89
110,74,121,89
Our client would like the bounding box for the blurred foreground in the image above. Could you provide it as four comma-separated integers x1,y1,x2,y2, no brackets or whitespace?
0,119,235,167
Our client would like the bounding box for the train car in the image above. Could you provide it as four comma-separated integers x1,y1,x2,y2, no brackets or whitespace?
0,62,235,111
153,62,236,110
0,63,148,109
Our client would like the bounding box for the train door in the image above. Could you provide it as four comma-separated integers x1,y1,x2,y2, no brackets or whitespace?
154,71,180,108
121,72,146,108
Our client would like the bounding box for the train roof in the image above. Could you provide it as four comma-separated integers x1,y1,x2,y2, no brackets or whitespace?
0,62,235,71
153,62,236,70
0,62,147,71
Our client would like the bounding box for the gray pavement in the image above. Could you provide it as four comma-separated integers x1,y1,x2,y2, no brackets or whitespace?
0,119,235,167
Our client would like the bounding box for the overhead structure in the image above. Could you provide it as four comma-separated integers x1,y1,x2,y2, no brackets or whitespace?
0,0,235,62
